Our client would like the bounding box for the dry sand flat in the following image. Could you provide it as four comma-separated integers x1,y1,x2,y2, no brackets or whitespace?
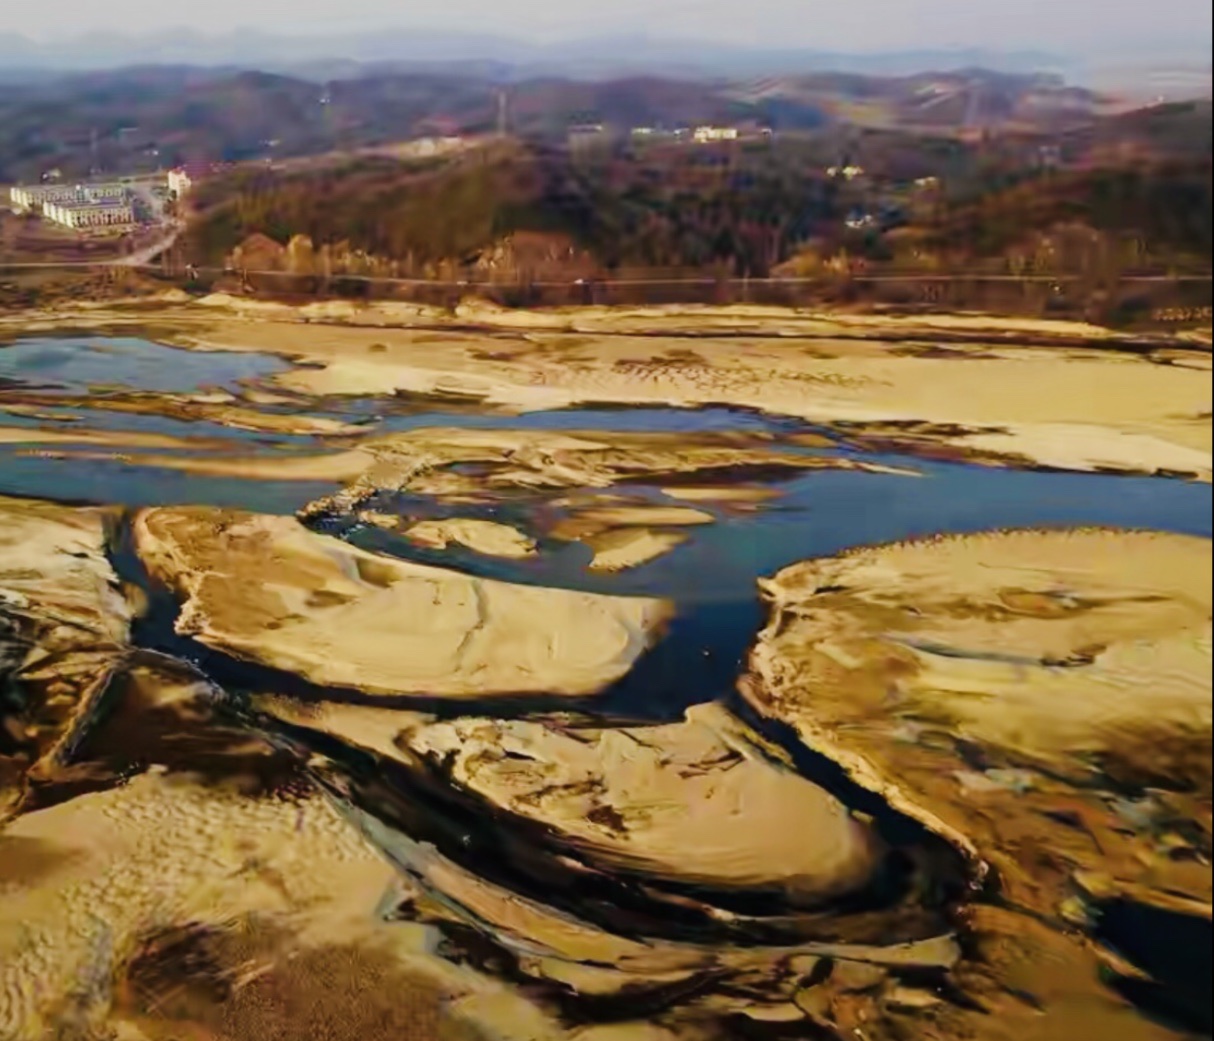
403,517,537,558
395,702,882,902
133,506,670,697
744,527,1213,918
734,526,1214,1039
0,767,571,1041
168,307,1212,481
0,495,131,817
0,647,650,1041
7,297,1208,478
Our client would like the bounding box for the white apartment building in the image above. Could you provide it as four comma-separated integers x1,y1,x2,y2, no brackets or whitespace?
10,182,128,212
42,200,135,229
167,167,193,197
692,126,739,144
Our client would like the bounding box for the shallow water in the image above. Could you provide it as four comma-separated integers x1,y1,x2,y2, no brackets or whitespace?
3,334,1211,719
0,334,290,394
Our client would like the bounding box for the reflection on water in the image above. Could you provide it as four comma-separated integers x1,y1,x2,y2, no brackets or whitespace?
0,335,289,394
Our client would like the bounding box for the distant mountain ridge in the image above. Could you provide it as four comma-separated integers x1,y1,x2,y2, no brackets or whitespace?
0,29,1076,82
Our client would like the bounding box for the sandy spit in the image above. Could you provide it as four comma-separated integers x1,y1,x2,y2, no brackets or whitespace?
584,528,689,571
396,702,882,901
133,506,670,697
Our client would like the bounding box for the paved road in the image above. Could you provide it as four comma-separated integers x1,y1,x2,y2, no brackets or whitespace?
113,223,181,267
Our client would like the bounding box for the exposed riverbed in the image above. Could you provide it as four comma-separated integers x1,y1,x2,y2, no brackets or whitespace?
1,329,1211,1041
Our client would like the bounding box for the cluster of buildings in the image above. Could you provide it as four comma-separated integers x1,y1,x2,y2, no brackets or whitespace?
691,126,740,143
629,125,761,144
570,123,768,153
9,181,134,231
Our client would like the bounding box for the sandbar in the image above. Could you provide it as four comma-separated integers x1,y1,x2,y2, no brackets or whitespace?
584,528,688,571
397,702,882,903
133,506,670,697
403,517,537,558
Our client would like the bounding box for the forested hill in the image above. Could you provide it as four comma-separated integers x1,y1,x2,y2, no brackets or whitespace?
181,138,1211,281
181,141,843,278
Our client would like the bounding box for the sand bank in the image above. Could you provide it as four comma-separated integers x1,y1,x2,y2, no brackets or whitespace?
403,517,537,558
297,426,873,521
0,496,131,816
133,506,669,697
8,298,1206,478
584,528,689,571
307,731,960,1016
396,702,881,902
0,386,366,437
220,325,1211,479
733,526,1213,1038
186,293,1161,342
0,763,565,1041
0,653,613,1041
0,424,234,450
744,528,1213,920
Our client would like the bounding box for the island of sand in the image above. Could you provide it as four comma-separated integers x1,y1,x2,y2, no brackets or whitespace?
134,506,670,697
402,517,537,558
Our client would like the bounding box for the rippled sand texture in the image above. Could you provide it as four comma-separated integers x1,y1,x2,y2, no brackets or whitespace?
0,497,130,818
745,527,1213,1037
0,493,964,1041
3,496,1212,1039
4,297,1210,480
134,506,669,698
2,299,1212,1040
387,702,881,900
89,297,1213,480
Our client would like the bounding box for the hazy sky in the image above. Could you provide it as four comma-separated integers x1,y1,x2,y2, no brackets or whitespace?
25,0,1214,56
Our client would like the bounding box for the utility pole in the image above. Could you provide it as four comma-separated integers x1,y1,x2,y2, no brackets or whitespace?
496,89,509,138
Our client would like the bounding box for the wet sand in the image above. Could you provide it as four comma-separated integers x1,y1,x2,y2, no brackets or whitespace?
0,496,131,817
